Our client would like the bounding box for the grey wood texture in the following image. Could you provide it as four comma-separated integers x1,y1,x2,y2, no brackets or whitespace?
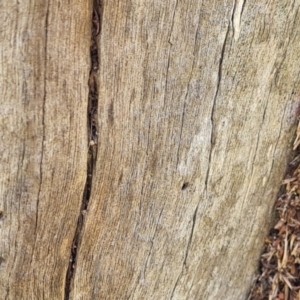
73,1,300,299
1,1,300,300
0,1,92,299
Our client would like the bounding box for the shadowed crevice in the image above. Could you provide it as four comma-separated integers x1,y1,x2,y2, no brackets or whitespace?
64,1,102,299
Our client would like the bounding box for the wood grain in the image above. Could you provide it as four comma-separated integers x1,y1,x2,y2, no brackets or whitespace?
72,0,300,299
1,0,300,299
0,1,92,299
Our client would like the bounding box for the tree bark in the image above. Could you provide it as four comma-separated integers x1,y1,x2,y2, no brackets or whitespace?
1,1,300,300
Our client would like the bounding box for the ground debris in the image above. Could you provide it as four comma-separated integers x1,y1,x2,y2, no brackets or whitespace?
248,128,300,300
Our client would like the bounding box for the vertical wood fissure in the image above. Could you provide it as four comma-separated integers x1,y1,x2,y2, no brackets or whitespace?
64,1,102,299
35,5,49,237
204,21,230,191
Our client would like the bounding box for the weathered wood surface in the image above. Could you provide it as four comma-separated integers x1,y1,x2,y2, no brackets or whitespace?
1,0,300,299
73,1,300,299
0,1,92,299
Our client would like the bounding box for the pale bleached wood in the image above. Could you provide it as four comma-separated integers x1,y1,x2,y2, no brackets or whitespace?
2,0,300,300
72,0,300,299
0,1,92,299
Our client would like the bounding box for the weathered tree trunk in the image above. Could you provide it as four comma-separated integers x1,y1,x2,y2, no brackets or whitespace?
1,0,300,299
